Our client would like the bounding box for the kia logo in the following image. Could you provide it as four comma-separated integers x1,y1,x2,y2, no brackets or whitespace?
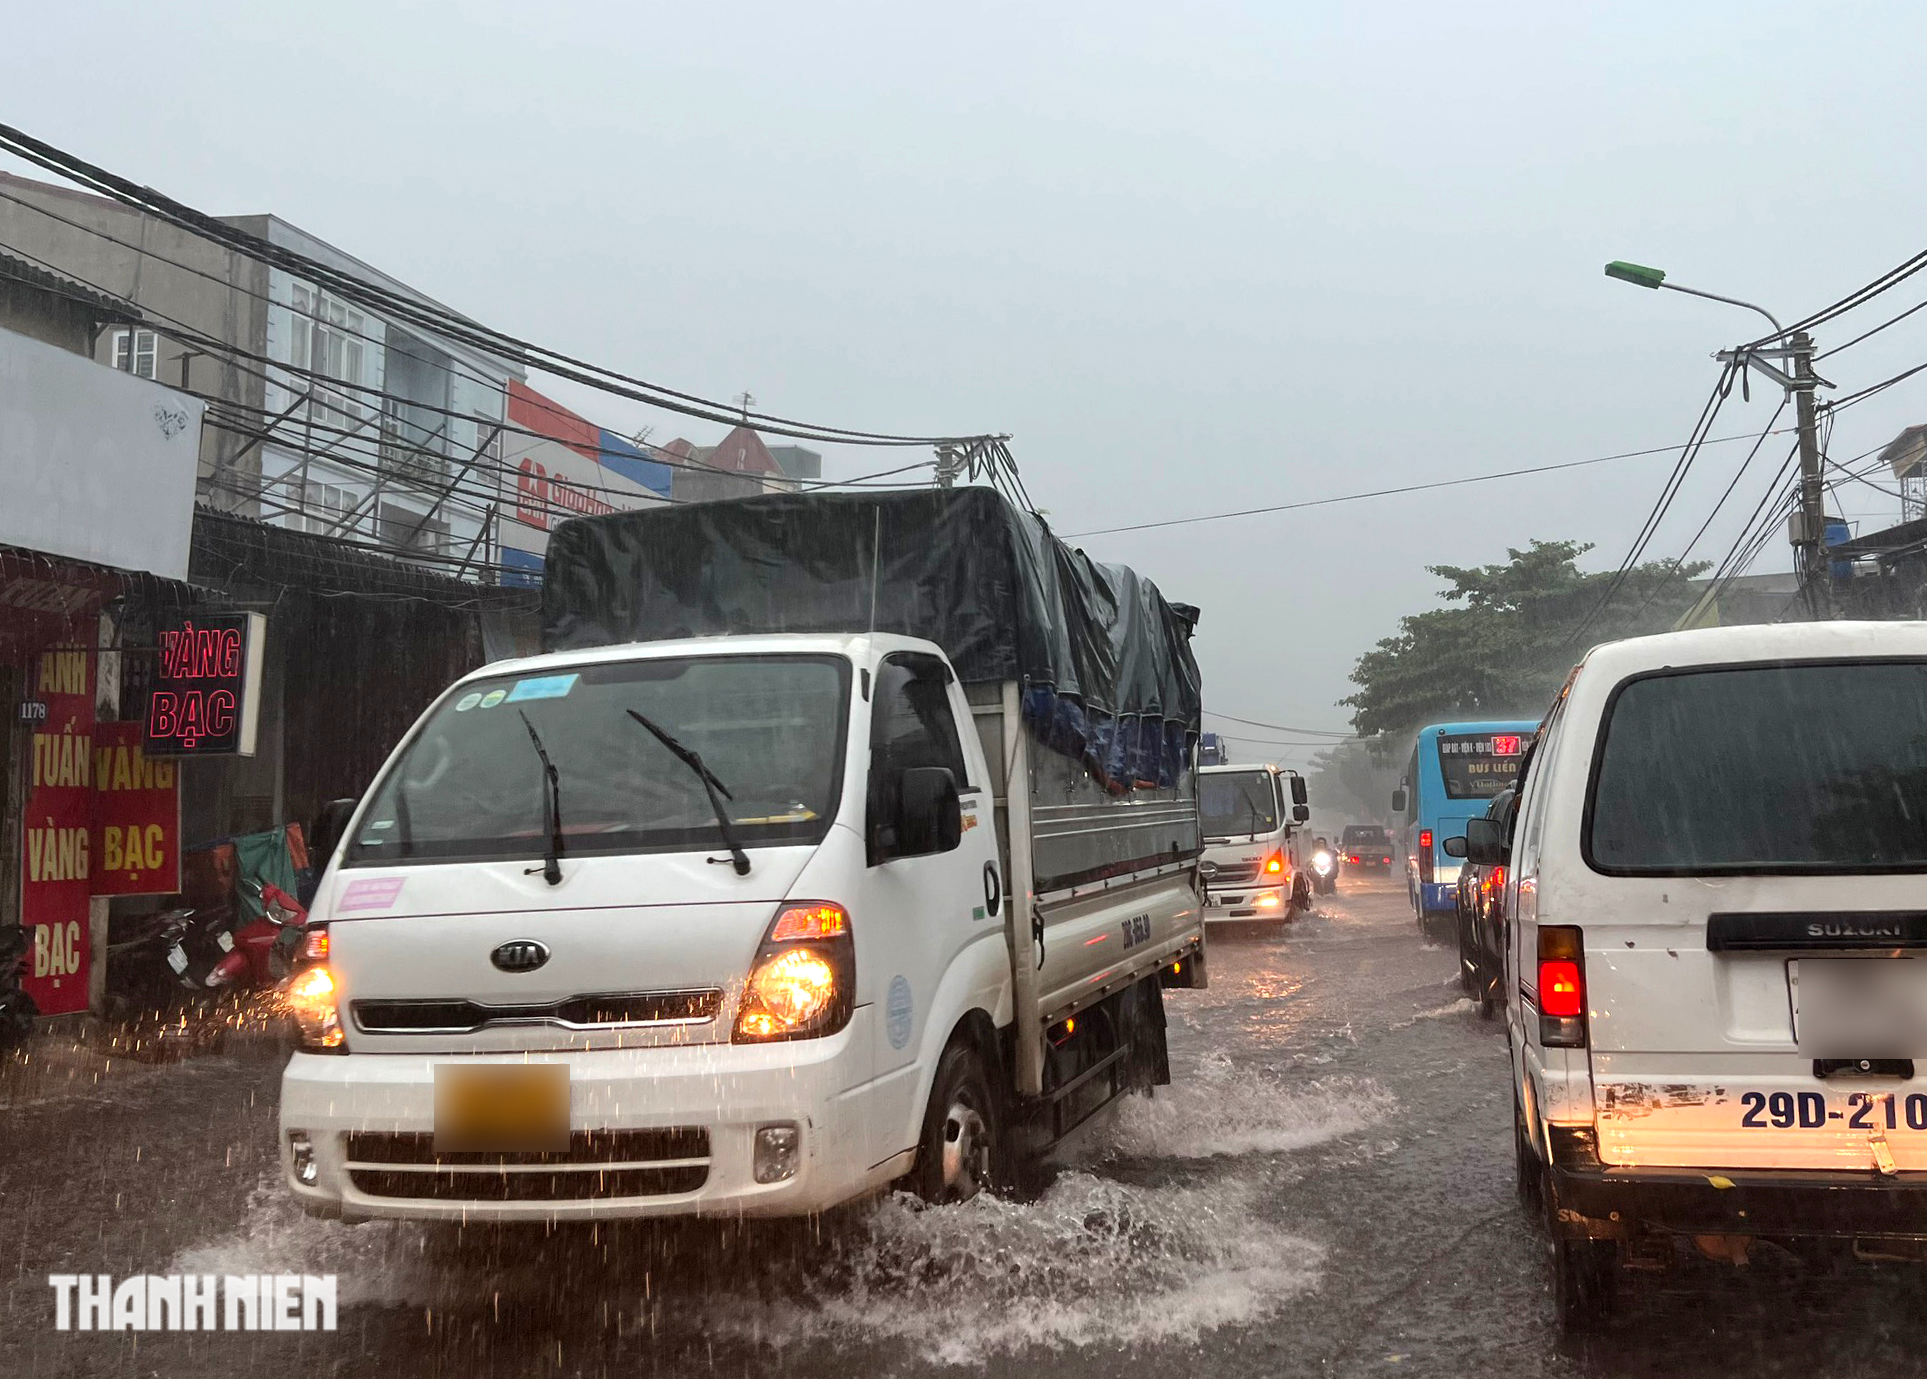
491,939,550,973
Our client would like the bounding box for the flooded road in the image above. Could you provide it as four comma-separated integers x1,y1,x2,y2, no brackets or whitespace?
8,876,1927,1376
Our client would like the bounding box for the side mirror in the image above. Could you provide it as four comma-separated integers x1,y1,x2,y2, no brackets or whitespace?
309,797,359,866
1441,835,1469,859
1390,788,1407,814
895,767,962,858
1464,816,1508,867
1292,804,1310,823
1289,776,1309,806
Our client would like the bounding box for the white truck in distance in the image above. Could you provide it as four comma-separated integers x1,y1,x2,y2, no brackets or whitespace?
1197,763,1312,921
280,489,1207,1221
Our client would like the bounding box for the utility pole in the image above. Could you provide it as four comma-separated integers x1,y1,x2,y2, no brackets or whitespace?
1787,331,1829,618
1606,261,1836,618
933,443,961,488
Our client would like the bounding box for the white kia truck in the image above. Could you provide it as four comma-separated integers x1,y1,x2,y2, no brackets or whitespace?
280,488,1206,1221
1196,762,1311,921
1480,621,1927,1332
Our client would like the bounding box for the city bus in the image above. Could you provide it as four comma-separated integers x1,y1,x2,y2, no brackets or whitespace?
1393,720,1538,925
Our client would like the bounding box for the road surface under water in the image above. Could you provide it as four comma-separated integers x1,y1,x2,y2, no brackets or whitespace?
7,875,1927,1376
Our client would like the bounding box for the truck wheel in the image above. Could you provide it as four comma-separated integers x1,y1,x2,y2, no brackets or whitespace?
911,1040,999,1205
1551,1236,1620,1336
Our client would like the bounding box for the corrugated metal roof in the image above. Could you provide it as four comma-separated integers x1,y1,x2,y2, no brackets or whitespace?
0,249,139,322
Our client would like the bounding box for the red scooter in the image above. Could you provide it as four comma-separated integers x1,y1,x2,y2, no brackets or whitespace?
203,881,325,991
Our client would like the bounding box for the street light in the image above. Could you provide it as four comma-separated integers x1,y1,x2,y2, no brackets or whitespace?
1603,259,1824,614
1603,261,1786,343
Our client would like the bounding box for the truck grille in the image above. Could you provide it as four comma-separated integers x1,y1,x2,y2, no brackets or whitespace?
343,1128,710,1202
351,989,723,1035
1203,862,1261,885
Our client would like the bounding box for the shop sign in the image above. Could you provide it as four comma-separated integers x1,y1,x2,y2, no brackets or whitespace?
90,722,180,897
143,611,266,757
21,647,94,1016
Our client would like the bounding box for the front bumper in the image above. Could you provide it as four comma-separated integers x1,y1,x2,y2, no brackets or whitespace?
1203,883,1291,920
1550,1150,1927,1239
278,1023,894,1222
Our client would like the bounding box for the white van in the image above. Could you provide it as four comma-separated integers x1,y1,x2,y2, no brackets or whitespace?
278,488,1208,1224
1480,621,1927,1330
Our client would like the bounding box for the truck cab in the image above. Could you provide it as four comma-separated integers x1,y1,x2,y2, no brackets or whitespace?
1196,763,1311,921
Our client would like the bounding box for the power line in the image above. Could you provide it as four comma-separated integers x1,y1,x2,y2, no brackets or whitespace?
1814,293,1927,361
1561,360,1737,649
1629,401,1788,620
1203,710,1354,738
1062,425,1792,539
0,235,937,517
1743,245,1927,350
0,122,1000,449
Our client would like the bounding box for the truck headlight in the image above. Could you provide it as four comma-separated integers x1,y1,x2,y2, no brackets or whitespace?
733,903,854,1043
286,965,346,1052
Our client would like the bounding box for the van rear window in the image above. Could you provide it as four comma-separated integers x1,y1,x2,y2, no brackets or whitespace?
1587,661,1927,873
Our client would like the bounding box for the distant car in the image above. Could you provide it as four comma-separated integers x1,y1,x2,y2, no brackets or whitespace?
1448,787,1516,1019
1339,824,1395,873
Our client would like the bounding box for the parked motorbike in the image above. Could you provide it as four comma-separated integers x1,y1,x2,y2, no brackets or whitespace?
0,924,37,1048
204,880,322,992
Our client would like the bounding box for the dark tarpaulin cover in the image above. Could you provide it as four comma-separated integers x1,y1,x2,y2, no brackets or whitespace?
541,487,1202,786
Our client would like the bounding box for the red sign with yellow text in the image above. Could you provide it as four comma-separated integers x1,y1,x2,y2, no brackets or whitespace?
90,721,180,897
21,647,94,1016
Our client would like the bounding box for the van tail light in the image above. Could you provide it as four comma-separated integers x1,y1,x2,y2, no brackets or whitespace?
1418,829,1435,884
1537,925,1586,1047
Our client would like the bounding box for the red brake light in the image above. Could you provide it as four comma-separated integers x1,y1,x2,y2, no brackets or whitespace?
1419,829,1433,850
1539,959,1583,1018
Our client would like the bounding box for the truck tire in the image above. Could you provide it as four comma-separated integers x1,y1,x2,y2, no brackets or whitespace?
910,1039,1000,1204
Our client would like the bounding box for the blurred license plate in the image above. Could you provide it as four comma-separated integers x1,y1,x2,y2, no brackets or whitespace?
1793,958,1927,1058
434,1064,568,1152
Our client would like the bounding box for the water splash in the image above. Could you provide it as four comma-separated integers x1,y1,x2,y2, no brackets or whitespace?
1105,1051,1396,1160
736,1174,1323,1363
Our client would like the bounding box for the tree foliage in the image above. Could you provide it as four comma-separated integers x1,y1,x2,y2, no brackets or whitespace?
1342,540,1706,741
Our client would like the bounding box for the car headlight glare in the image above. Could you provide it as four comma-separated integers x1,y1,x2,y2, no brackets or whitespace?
733,903,854,1043
285,964,346,1051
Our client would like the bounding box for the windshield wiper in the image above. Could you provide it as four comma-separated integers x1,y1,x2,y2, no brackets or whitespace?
519,711,564,885
624,709,751,875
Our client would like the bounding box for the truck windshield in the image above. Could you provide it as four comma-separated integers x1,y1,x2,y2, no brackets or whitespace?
1199,771,1278,838
344,654,850,867
1588,661,1927,873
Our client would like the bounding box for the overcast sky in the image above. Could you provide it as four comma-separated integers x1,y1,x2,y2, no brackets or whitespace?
9,1,1927,761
